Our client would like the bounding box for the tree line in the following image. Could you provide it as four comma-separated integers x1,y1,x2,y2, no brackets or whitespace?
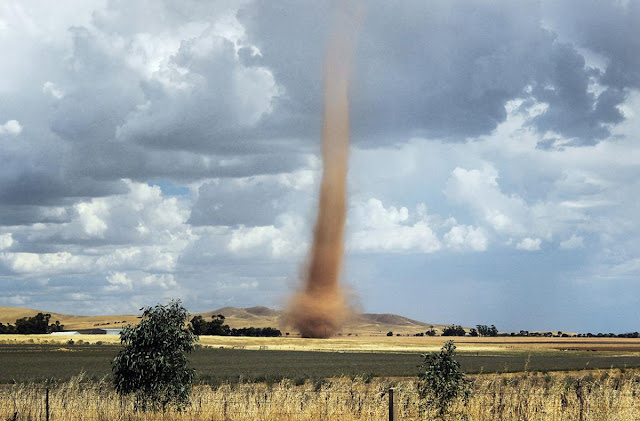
0,312,64,334
188,314,282,337
389,324,500,337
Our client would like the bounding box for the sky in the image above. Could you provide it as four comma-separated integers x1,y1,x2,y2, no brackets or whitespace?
0,0,639,333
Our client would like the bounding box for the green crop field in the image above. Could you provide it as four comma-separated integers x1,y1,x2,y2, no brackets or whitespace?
2,343,640,384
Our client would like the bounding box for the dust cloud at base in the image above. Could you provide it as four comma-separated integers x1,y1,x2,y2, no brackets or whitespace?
288,1,364,338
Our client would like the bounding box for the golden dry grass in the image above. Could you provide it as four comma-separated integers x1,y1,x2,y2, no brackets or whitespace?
4,334,640,356
2,370,640,420
0,307,139,330
0,334,122,345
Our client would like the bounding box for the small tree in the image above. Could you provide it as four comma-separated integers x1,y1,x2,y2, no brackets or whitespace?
112,300,197,411
209,314,231,336
477,324,498,337
418,340,471,419
49,320,64,332
188,315,208,336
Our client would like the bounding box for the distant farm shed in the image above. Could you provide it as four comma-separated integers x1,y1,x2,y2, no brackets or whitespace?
77,328,123,335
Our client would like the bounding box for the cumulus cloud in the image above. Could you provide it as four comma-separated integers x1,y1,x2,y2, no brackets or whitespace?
0,251,90,275
42,81,64,99
17,180,192,246
227,221,303,259
0,233,13,250
105,271,177,292
444,225,488,251
443,161,601,248
348,199,441,253
445,165,529,236
516,237,542,251
0,120,22,135
105,272,133,291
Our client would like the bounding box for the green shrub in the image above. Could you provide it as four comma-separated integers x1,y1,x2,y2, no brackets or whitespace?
112,300,197,411
417,340,471,419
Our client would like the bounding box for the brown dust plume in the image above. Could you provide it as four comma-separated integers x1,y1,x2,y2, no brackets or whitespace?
289,2,364,338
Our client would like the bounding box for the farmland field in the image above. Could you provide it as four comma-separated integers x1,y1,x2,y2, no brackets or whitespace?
6,333,640,353
4,336,640,420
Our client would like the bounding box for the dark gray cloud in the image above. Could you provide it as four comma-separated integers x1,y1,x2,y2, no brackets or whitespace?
240,0,629,145
50,27,144,144
0,206,73,226
70,141,309,182
529,42,625,144
543,0,640,90
0,128,127,207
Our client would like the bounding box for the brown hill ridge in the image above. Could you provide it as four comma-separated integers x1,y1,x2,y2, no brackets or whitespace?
0,306,139,331
0,306,450,335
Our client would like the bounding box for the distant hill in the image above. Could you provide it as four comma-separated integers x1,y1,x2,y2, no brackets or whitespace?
0,306,451,335
197,306,450,336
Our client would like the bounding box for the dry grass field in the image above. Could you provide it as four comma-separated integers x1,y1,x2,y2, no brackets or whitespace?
3,370,640,420
4,333,640,355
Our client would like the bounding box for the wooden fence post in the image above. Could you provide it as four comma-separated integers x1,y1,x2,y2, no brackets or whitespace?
45,387,50,421
388,387,397,421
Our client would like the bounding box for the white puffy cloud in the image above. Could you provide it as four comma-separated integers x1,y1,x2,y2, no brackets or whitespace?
58,180,191,244
444,225,488,251
0,251,90,275
142,273,177,289
0,120,22,135
443,161,596,248
105,271,133,291
105,271,177,292
348,199,441,254
226,213,307,259
0,233,13,250
42,81,64,99
516,237,542,251
445,165,529,236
